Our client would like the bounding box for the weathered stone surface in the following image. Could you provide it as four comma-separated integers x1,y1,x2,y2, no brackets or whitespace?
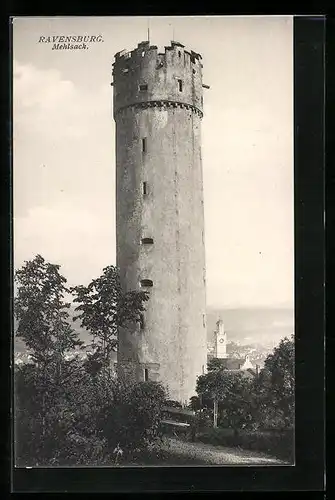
114,41,207,404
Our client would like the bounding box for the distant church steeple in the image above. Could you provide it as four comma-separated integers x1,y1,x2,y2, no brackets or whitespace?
215,319,227,358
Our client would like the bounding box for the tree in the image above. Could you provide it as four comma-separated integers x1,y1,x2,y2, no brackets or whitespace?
255,336,295,430
13,257,164,466
14,255,85,465
197,370,226,401
71,265,149,376
188,396,201,412
196,370,255,434
218,373,256,434
14,254,83,367
14,255,83,399
207,357,224,372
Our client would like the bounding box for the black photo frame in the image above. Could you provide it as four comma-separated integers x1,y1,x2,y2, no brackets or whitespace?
3,13,325,494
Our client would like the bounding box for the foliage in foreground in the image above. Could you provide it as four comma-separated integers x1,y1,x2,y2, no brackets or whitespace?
195,336,295,433
97,381,167,457
15,362,167,465
14,255,295,465
70,265,148,376
192,337,294,459
14,255,161,466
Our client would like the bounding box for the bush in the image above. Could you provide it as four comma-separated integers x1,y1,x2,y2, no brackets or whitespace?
193,410,212,430
164,399,182,408
14,362,114,466
45,434,110,466
15,368,168,466
197,427,294,462
98,381,167,460
188,396,201,411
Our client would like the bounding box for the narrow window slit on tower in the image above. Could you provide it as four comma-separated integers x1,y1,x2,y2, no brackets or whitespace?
177,79,183,92
139,313,145,330
141,237,154,245
140,279,153,288
142,137,147,153
142,182,147,195
144,368,149,381
139,84,148,91
203,313,206,328
178,51,181,57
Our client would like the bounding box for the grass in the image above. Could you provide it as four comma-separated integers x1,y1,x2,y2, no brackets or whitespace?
196,427,294,462
110,440,208,465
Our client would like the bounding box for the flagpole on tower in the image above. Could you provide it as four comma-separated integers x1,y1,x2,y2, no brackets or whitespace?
147,18,150,43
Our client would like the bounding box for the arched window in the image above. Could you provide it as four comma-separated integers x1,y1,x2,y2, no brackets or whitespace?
140,279,153,288
141,237,154,245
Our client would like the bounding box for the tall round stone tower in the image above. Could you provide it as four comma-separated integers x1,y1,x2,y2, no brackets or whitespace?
112,40,208,404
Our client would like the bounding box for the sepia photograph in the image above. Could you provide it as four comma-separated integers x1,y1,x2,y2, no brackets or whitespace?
13,15,295,467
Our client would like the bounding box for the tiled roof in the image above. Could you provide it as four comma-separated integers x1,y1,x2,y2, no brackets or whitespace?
217,358,245,370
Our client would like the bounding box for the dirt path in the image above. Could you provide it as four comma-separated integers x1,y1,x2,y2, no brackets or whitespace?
161,438,287,465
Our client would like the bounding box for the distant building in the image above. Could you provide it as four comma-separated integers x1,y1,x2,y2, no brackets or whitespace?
216,354,252,371
214,319,227,358
208,320,260,378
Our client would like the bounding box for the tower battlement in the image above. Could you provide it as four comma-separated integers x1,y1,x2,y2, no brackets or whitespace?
113,40,202,66
112,40,204,117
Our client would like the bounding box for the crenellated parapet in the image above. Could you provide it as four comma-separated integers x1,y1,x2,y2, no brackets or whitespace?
112,40,205,117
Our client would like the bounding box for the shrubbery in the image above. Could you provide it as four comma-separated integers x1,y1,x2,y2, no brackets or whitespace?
164,399,182,408
14,255,295,465
197,337,294,432
197,427,294,461
15,361,168,466
14,255,164,466
97,380,167,459
193,336,295,459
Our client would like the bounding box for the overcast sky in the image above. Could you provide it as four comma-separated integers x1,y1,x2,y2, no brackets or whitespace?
13,16,294,309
